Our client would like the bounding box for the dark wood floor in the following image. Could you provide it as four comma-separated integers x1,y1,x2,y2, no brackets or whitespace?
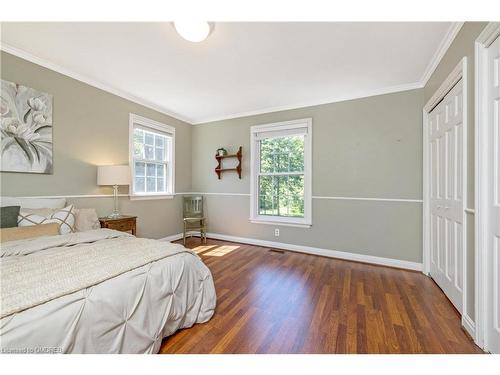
160,238,482,354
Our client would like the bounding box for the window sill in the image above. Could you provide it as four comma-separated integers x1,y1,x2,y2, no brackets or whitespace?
249,218,312,228
130,194,175,201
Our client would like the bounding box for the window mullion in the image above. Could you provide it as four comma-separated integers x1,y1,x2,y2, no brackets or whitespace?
133,158,167,165
259,171,304,176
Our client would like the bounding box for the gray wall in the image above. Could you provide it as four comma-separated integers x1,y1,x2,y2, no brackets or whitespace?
424,22,488,321
0,51,192,239
192,89,424,263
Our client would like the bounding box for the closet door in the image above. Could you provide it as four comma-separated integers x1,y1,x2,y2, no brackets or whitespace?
486,34,500,354
429,79,464,313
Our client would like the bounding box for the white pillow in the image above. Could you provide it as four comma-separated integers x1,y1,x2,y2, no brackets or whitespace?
18,205,76,235
74,208,100,232
1,196,66,209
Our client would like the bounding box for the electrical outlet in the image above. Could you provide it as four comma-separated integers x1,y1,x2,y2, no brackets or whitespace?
274,228,279,237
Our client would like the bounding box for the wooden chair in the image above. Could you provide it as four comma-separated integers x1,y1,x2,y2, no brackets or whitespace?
183,195,206,245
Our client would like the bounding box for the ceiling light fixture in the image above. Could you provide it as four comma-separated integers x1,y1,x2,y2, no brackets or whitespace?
173,21,211,42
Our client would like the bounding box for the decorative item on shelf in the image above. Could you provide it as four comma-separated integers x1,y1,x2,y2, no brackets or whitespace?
215,146,242,180
97,165,130,218
216,147,228,157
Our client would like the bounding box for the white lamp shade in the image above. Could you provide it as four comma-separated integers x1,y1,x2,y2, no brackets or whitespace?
97,165,130,186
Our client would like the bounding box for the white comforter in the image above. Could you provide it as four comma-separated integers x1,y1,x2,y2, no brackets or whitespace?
0,229,216,354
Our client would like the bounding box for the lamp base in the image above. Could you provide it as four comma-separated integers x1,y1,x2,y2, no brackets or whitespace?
108,185,121,219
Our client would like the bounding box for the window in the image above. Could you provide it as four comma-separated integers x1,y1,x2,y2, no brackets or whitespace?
129,114,175,199
250,118,312,227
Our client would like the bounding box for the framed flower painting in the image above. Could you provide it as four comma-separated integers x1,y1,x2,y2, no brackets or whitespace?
0,80,53,174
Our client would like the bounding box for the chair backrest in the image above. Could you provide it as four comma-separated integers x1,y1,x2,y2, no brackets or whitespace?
183,196,204,218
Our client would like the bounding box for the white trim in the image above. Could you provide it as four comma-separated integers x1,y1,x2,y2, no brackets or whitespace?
422,58,468,318
420,22,464,86
1,194,130,199
474,22,500,352
183,192,251,197
192,82,423,124
129,113,175,199
188,232,422,271
462,313,476,338
462,58,470,325
186,192,423,203
250,118,313,227
129,194,174,201
130,113,176,135
313,196,422,203
423,57,467,113
0,43,193,124
4,192,424,203
158,233,184,242
2,194,177,199
249,219,311,228
475,25,487,350
422,108,430,276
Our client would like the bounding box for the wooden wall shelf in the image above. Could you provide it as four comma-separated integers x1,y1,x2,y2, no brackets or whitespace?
215,146,242,179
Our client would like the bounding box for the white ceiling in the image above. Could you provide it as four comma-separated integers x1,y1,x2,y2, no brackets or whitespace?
0,22,457,124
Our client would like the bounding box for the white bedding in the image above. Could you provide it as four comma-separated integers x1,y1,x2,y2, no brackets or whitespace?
0,229,216,354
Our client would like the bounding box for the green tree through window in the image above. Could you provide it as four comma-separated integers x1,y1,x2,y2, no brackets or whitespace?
258,135,305,217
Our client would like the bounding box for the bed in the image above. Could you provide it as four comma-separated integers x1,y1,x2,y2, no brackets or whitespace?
0,229,216,354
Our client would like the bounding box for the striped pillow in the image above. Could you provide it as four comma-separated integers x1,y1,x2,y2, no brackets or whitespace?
18,205,76,235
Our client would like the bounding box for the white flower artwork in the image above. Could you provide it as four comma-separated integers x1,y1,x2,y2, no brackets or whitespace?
1,80,53,173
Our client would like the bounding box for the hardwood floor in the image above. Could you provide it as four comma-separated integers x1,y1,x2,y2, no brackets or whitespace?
160,238,482,354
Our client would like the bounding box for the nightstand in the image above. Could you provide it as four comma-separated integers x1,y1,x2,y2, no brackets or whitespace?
99,215,137,235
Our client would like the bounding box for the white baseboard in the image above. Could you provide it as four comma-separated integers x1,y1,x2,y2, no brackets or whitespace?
166,231,422,271
159,233,183,242
462,314,476,338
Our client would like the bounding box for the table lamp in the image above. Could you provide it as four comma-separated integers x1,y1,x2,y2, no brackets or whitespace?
97,165,130,218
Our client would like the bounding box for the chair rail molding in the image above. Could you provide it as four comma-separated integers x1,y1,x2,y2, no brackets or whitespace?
4,192,424,203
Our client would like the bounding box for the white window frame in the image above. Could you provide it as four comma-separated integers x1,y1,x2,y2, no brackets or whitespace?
250,118,312,228
129,113,175,200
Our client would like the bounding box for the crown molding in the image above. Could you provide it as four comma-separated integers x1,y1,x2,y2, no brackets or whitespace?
419,22,464,87
0,42,195,124
191,81,423,124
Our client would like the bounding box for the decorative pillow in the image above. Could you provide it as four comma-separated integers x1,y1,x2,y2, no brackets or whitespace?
1,206,20,228
18,205,76,234
0,223,60,243
1,196,66,209
18,207,57,217
74,208,100,232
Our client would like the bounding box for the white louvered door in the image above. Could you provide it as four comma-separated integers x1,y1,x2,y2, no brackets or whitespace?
429,80,464,313
486,34,500,354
